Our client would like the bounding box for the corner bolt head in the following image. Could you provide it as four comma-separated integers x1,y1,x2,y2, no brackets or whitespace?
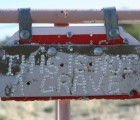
20,30,30,40
47,47,57,57
109,29,119,38
93,47,103,56
123,38,129,44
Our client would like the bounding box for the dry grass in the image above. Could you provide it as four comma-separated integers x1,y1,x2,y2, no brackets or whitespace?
0,99,140,120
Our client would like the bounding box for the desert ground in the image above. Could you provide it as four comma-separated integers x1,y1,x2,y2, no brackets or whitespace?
0,99,140,120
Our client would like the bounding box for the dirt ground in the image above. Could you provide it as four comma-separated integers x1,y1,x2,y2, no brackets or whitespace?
0,99,140,120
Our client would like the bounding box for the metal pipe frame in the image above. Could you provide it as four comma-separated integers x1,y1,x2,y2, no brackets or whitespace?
0,9,140,24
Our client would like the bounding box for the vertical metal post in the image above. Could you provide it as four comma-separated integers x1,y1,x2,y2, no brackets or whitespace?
55,100,70,120
54,23,70,120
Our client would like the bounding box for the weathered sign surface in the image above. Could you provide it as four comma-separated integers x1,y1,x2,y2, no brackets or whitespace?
0,45,140,100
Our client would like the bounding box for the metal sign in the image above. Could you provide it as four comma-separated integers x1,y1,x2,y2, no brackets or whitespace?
2,7,140,120
0,45,140,100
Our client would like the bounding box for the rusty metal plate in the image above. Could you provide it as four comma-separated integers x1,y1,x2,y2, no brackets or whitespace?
0,45,140,99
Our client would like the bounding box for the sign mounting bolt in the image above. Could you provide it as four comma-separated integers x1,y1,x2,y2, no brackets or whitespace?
20,30,30,40
47,47,57,56
93,47,103,56
123,38,129,44
109,28,119,38
66,32,73,38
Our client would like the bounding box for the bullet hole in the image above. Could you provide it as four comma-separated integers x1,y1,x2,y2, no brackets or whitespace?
59,10,68,18
60,63,64,67
122,73,126,79
89,62,92,66
60,10,64,13
27,81,31,85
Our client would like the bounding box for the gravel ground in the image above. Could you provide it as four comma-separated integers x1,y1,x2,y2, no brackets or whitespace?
0,99,140,120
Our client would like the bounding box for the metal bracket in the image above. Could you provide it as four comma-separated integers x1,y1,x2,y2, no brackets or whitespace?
103,7,120,40
18,8,32,40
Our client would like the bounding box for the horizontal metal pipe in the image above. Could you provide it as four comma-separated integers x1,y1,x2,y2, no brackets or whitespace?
0,9,140,24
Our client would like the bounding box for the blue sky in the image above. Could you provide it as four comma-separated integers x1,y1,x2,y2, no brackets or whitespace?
0,0,140,40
